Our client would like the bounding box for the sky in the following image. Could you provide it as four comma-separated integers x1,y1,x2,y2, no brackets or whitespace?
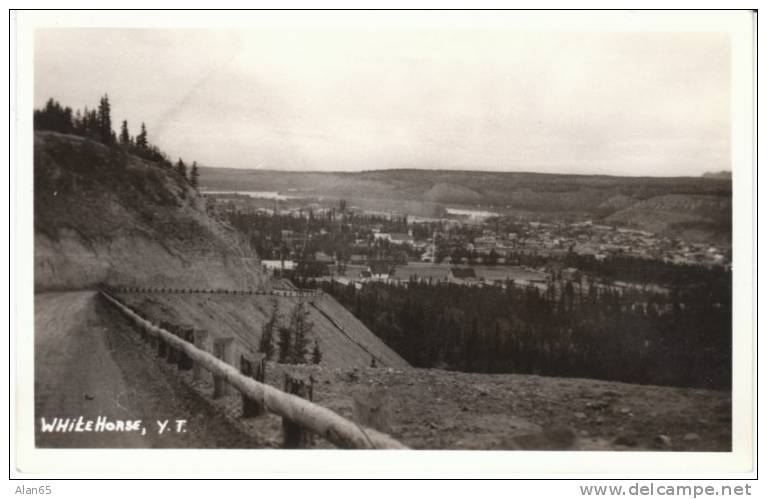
34,27,731,176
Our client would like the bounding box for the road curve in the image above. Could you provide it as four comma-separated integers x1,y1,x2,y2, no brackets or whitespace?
34,291,262,448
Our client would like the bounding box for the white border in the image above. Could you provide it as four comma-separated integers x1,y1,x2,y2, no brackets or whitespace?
11,9,756,477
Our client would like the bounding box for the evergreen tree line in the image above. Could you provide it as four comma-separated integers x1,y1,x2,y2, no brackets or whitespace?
319,273,731,389
429,245,728,289
258,300,322,365
562,251,731,289
34,95,200,188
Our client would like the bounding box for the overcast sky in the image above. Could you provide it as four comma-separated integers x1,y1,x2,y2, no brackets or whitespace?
35,28,730,176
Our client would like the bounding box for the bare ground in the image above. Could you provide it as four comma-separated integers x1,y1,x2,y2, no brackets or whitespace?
165,343,731,452
251,364,731,451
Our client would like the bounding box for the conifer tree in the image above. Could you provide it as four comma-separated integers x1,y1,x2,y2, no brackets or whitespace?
277,326,292,363
97,94,113,144
311,340,322,364
135,122,148,150
119,120,131,146
288,300,313,364
80,107,100,140
176,158,187,179
72,109,83,134
259,300,279,360
33,98,73,133
190,161,200,188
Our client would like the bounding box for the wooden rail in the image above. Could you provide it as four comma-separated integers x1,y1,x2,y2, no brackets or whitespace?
98,289,406,450
105,285,322,298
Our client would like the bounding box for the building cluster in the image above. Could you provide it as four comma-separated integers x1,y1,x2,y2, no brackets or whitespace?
206,193,731,292
504,220,731,268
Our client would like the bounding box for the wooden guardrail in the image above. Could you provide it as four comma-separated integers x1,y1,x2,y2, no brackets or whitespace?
104,285,322,298
97,289,406,450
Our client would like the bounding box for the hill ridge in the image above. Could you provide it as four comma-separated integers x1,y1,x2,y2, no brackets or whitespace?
34,131,266,290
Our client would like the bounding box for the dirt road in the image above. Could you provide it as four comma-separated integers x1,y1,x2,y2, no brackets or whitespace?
34,291,262,448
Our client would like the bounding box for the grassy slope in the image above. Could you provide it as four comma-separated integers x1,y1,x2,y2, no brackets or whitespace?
114,292,409,369
34,131,266,290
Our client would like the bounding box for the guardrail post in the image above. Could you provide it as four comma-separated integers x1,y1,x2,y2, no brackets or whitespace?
155,322,169,359
162,322,179,365
282,373,314,448
135,315,149,342
178,327,195,371
193,330,211,383
212,337,235,398
240,353,266,417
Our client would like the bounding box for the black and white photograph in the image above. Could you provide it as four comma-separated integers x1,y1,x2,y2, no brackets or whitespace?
11,9,756,477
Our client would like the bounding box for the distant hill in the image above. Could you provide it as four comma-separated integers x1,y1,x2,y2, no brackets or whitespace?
198,166,732,242
597,194,637,211
604,194,732,243
34,131,267,290
423,182,483,204
702,170,732,179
